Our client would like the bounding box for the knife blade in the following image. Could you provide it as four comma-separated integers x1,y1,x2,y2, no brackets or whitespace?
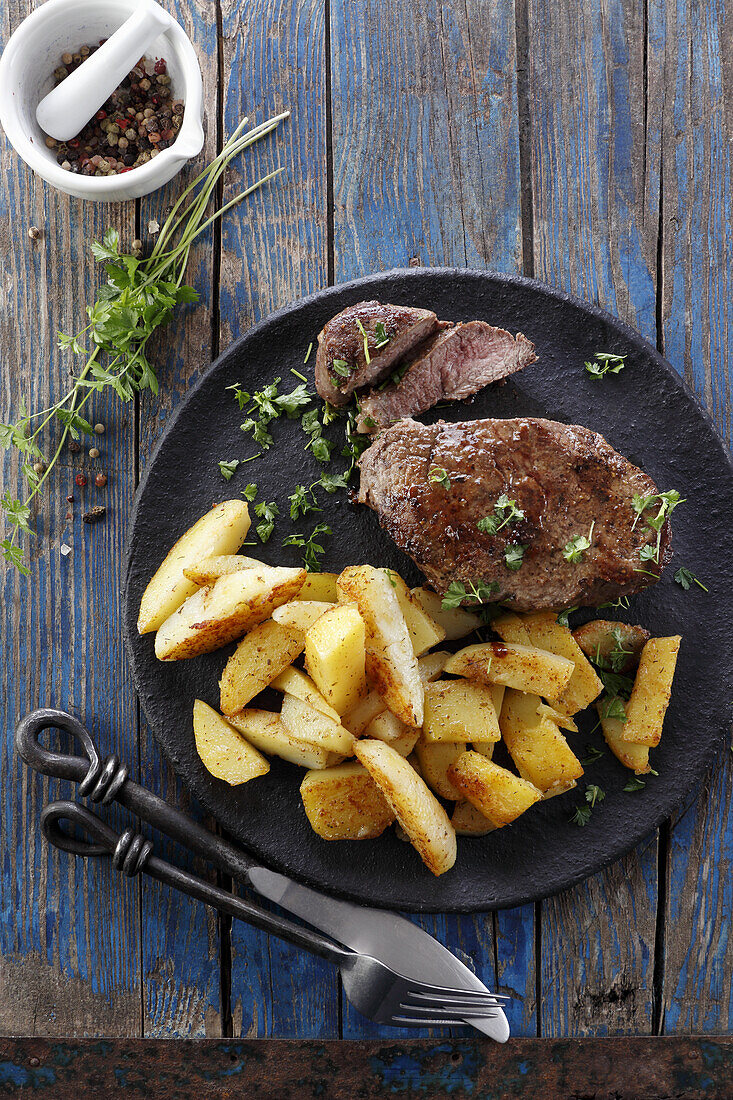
249,866,510,1041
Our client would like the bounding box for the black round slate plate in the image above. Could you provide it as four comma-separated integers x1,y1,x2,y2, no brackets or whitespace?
124,268,733,912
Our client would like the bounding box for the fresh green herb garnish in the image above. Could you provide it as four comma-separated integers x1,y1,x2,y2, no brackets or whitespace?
355,317,371,364
384,568,398,588
373,321,389,349
1,114,289,574
331,359,351,378
581,744,605,766
441,579,499,610
321,403,342,427
235,378,313,451
571,804,592,826
606,627,633,672
291,368,307,382
623,776,647,792
563,522,595,563
254,500,279,543
341,410,370,482
571,783,606,825
599,595,631,612
218,459,240,481
288,484,321,520
303,342,313,365
429,466,451,490
318,472,349,494
674,566,708,592
242,483,258,501
556,607,578,628
361,414,377,429
504,543,527,572
600,695,627,721
283,522,332,572
597,668,635,699
585,783,606,807
477,494,525,536
302,407,334,464
584,351,627,380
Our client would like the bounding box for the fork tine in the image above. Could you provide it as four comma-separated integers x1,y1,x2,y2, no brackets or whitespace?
399,1003,500,1020
404,991,508,1010
391,1014,496,1028
407,986,509,1003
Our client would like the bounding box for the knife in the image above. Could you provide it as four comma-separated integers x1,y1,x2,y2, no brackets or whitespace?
16,708,510,1041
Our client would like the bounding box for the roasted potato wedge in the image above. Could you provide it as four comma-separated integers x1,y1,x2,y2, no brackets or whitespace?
491,611,533,645
418,650,451,683
270,666,340,721
354,740,457,875
444,641,575,702
138,500,252,634
448,751,541,827
513,613,603,715
219,620,304,716
596,699,650,773
272,600,336,632
410,586,482,640
413,737,465,800
294,572,340,602
154,565,306,661
423,679,501,744
338,565,423,727
573,619,651,673
300,763,396,840
183,554,263,585
280,694,356,755
499,689,584,793
537,702,578,733
621,636,681,746
304,604,367,714
193,699,270,785
472,683,505,760
450,799,497,836
229,709,331,769
341,689,386,736
385,572,446,655
364,710,420,757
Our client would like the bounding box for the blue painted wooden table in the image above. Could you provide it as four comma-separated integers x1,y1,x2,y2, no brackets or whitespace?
1,0,731,1053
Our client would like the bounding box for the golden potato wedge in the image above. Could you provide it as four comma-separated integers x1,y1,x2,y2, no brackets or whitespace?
448,752,541,827
193,699,270,785
354,740,457,875
573,619,650,673
183,554,263,585
451,800,497,836
413,737,465,799
272,600,336,632
541,779,578,801
280,694,356,755
418,650,451,683
384,572,446,655
492,611,533,645
596,699,650,773
270,667,341,722
338,565,423,727
300,763,396,840
621,636,681,746
304,604,367,714
515,613,603,715
443,641,575,702
229,709,331,769
364,711,420,757
138,500,252,634
295,572,339,602
154,565,307,661
423,679,501,744
499,689,584,793
341,689,386,736
410,586,482,640
219,620,304,716
472,741,494,760
537,702,578,733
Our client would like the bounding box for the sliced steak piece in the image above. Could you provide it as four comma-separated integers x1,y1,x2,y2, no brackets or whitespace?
315,300,439,406
356,322,537,432
358,417,672,611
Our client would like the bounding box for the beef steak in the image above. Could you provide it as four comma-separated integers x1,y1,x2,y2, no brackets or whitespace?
356,321,537,432
315,300,439,406
358,417,672,610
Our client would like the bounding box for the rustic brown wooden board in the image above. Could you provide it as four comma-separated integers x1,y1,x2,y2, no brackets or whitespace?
526,0,661,1035
1,1036,731,1098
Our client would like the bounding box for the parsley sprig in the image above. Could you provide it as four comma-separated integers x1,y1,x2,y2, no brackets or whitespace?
283,523,332,572
571,783,606,826
584,351,627,380
477,494,525,535
1,112,289,574
442,579,499,610
429,466,451,490
563,521,595,563
231,377,313,452
674,566,708,592
631,490,683,569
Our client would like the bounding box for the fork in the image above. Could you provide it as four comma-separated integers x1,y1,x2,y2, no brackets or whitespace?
41,800,504,1029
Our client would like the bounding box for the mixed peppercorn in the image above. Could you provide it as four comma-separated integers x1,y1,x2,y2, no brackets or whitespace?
43,43,185,176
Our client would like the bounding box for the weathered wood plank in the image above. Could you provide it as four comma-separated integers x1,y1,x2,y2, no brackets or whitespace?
527,0,661,1034
329,0,530,1039
219,0,336,1038
655,0,733,1033
0,4,141,1036
136,0,224,1039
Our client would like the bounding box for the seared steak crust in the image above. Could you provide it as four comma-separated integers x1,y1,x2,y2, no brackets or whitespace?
315,300,439,406
357,322,537,432
358,417,672,610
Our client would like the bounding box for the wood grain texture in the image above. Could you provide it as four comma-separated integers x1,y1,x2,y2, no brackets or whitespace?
527,0,661,1035
0,4,141,1035
136,0,224,1039
330,0,531,1039
218,0,336,1038
655,0,733,1033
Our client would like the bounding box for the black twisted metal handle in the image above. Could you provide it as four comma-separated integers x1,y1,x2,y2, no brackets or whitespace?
41,801,346,963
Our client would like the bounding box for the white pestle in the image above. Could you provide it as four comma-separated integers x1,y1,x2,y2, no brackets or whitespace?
36,0,173,142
